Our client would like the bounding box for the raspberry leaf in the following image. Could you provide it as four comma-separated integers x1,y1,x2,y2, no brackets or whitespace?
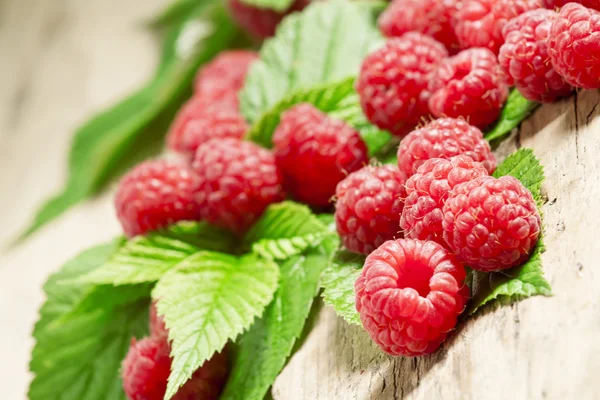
29,243,151,400
239,0,295,12
220,239,334,400
320,249,363,325
492,148,544,202
240,0,383,123
77,221,237,285
152,252,280,400
485,89,538,142
18,2,247,241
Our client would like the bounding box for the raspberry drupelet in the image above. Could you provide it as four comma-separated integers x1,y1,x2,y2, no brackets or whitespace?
273,104,368,207
192,138,285,234
443,175,541,272
335,165,407,255
114,160,201,238
193,50,258,99
542,0,600,11
397,117,496,178
400,156,489,246
355,239,469,357
356,33,449,137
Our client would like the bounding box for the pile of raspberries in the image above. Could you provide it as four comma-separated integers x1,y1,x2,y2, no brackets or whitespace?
116,1,599,398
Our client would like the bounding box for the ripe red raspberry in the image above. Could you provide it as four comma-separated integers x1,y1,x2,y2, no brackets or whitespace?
114,160,201,238
499,9,573,102
227,0,309,38
454,0,542,54
355,239,469,357
428,48,509,128
167,107,248,160
121,336,229,400
194,50,258,100
401,156,488,246
273,104,368,206
192,138,284,234
356,33,448,137
443,175,541,272
397,118,496,177
548,3,600,89
378,0,462,53
543,0,600,10
149,302,168,338
334,165,407,255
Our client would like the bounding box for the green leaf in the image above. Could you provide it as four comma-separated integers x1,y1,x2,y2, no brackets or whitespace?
78,221,237,286
240,0,383,123
221,243,332,400
20,3,246,240
152,252,280,399
468,148,551,314
29,243,151,400
147,0,204,29
239,0,295,12
320,249,363,325
485,89,538,142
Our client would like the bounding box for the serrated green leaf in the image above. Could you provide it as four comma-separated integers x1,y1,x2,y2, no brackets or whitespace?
239,0,294,12
485,89,538,142
78,221,237,285
152,252,280,399
19,3,247,241
221,242,332,400
29,243,151,400
469,149,551,314
320,249,363,325
240,0,383,123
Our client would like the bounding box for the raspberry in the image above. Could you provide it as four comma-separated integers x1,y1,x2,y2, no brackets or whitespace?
167,107,248,160
442,175,541,272
454,0,542,54
401,156,488,246
114,160,201,238
192,138,284,233
378,0,462,53
543,0,600,11
334,165,407,255
499,9,573,102
149,302,168,338
356,33,448,137
397,118,496,177
355,239,469,357
194,50,258,100
428,48,509,128
548,3,600,89
273,104,368,206
121,336,229,400
227,0,309,38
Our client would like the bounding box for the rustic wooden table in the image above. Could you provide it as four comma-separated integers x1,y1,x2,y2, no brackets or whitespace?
1,1,599,399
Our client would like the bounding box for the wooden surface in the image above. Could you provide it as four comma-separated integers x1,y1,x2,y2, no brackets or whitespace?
0,1,599,399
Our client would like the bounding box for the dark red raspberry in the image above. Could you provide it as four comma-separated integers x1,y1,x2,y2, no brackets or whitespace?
548,3,600,89
273,104,368,206
227,0,309,39
428,48,509,129
543,0,600,10
192,138,284,234
194,50,258,100
355,239,469,357
149,302,168,338
397,118,496,177
357,33,448,137
378,0,462,53
114,160,201,238
167,107,248,160
499,9,573,102
121,336,229,400
400,156,488,246
335,165,407,255
443,175,541,272
454,0,542,54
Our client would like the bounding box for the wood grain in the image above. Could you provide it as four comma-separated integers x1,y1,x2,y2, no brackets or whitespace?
273,90,600,400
